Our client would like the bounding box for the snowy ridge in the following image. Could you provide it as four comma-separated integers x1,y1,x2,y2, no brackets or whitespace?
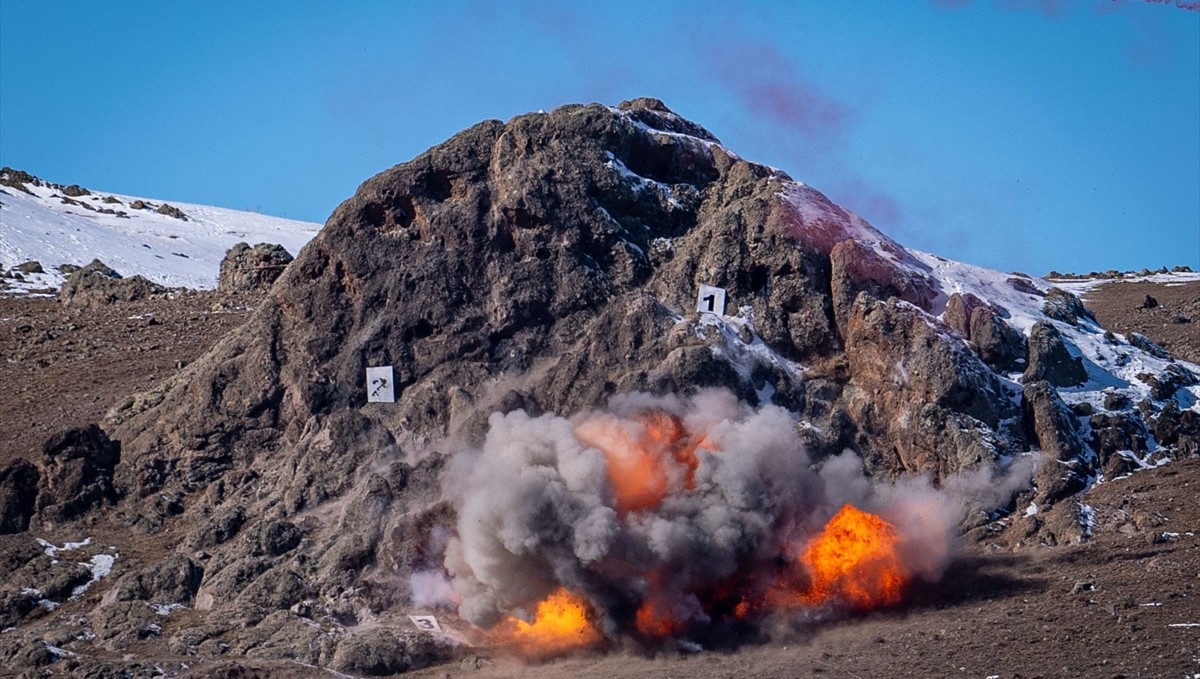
0,176,322,292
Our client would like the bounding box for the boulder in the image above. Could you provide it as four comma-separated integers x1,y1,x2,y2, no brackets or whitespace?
1024,321,1087,387
1042,287,1093,325
59,259,168,308
1022,381,1092,504
968,304,1027,373
217,242,294,294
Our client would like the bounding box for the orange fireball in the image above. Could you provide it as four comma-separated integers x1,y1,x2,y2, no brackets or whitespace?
576,410,714,516
800,504,907,608
492,589,603,656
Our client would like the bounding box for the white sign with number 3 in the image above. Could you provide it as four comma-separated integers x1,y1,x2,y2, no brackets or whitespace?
696,284,727,316
409,615,441,632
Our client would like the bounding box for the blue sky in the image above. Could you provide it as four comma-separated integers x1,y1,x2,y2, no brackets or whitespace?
1,1,1197,275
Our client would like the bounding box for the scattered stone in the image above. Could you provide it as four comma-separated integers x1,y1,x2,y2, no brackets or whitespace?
1138,294,1158,310
155,203,188,220
14,261,44,274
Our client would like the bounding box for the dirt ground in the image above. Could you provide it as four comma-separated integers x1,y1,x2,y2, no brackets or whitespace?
1077,279,1200,364
2,279,1199,678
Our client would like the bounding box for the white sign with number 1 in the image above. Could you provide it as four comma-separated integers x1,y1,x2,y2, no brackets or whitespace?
696,284,727,316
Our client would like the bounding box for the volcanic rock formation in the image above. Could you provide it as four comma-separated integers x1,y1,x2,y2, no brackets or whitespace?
2,98,1197,673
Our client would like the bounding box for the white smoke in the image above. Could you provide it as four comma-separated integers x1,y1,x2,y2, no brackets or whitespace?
440,388,1031,638
409,569,458,609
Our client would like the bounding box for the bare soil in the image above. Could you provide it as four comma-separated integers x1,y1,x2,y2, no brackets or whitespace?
1,278,1198,678
1079,279,1200,364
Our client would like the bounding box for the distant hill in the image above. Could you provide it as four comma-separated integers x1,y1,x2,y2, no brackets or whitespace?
0,168,322,292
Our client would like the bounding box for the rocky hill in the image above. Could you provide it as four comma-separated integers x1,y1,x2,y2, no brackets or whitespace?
1,98,1197,676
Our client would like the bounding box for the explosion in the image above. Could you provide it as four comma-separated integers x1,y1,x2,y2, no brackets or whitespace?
491,588,603,656
437,389,1022,656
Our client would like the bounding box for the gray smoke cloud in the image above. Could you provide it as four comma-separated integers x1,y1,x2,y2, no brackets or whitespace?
440,388,1032,640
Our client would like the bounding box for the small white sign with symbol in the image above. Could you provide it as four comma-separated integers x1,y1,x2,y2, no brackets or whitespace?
409,615,442,632
696,284,727,316
366,366,395,403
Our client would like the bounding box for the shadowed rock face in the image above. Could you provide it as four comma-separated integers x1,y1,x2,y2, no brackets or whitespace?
4,99,1191,670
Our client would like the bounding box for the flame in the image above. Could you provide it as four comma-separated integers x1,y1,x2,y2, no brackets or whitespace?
798,504,907,608
634,598,683,638
575,410,712,515
492,589,603,656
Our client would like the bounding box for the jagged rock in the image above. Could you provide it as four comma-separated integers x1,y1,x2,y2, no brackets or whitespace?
241,518,302,557
35,424,120,524
840,294,1017,477
59,259,169,308
0,167,38,193
1128,332,1172,360
1103,390,1130,410
1023,381,1092,503
14,260,43,274
235,567,311,610
1024,321,1088,387
108,554,203,606
0,459,39,534
1137,363,1196,401
968,304,1027,373
184,504,248,550
1152,402,1200,456
1088,412,1148,477
217,242,294,294
1007,275,1043,297
91,601,159,650
944,292,986,337
1043,287,1094,325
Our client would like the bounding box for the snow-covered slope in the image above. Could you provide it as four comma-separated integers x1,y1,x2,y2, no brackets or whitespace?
0,173,322,293
911,250,1200,414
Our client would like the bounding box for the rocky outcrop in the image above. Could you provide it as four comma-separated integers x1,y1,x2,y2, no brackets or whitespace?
1043,287,1093,325
34,424,120,525
945,292,1026,372
1023,381,1093,503
0,460,39,534
59,259,169,308
1024,321,1087,387
217,242,294,294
